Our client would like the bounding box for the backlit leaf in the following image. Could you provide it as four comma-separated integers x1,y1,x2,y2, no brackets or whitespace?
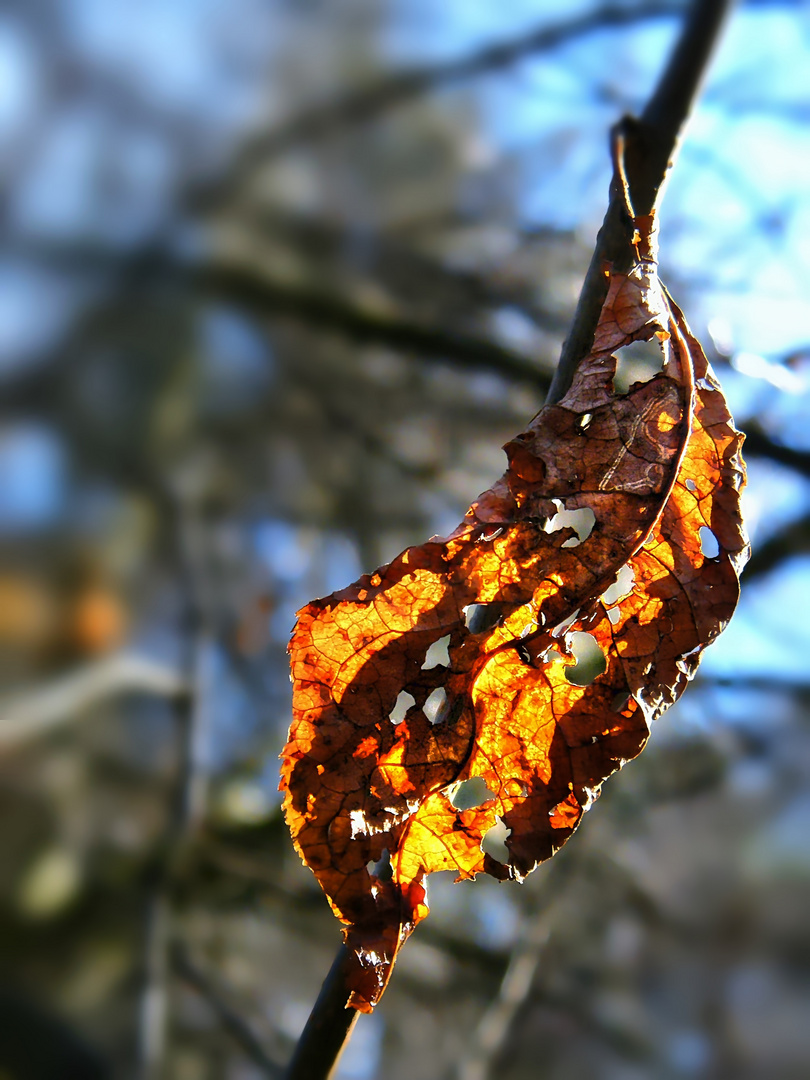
280,226,749,1011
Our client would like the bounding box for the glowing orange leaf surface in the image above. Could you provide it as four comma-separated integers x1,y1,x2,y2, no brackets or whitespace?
280,228,749,1011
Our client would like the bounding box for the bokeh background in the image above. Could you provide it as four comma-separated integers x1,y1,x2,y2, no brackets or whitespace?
1,1,809,1078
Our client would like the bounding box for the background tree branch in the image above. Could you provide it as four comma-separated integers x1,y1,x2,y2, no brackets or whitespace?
191,1,685,209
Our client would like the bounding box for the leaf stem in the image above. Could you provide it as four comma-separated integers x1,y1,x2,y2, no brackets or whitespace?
547,0,734,403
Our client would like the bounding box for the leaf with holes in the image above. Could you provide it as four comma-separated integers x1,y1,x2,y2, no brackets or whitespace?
280,221,749,1011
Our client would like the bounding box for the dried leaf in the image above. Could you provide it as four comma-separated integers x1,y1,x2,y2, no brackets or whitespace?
281,239,749,1011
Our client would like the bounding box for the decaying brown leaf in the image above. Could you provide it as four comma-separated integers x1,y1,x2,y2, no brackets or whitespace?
280,219,749,1011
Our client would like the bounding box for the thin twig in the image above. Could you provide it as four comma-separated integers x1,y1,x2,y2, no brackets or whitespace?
283,945,360,1080
548,0,734,402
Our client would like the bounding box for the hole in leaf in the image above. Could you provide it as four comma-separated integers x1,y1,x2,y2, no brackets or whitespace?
543,500,596,547
389,690,415,725
685,478,697,493
423,686,448,724
699,526,720,559
479,526,504,542
576,411,593,431
602,563,635,606
607,607,621,626
481,816,511,863
611,691,631,713
504,778,529,800
612,338,664,395
366,848,393,882
449,777,495,811
552,608,580,638
422,634,451,670
464,603,507,634
565,631,607,686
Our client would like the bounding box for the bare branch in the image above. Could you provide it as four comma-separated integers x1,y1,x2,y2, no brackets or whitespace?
548,0,735,402
2,232,555,396
283,946,360,1080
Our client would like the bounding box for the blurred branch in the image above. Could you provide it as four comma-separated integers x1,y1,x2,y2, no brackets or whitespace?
696,673,810,696
742,513,810,580
548,0,734,401
196,258,551,388
217,209,547,315
3,233,553,396
455,905,555,1080
191,1,684,207
137,491,222,1077
2,217,558,333
138,889,171,1080
0,653,189,750
742,423,810,478
171,943,283,1078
